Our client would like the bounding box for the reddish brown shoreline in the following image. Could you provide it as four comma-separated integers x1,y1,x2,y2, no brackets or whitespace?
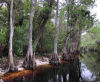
1,55,79,81
1,61,66,81
2,64,51,81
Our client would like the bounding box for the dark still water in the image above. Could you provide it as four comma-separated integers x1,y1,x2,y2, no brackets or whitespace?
6,52,100,82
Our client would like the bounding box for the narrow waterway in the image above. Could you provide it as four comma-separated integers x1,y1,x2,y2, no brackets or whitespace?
5,52,100,82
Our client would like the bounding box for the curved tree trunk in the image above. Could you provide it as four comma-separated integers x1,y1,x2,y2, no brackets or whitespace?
33,0,54,52
49,0,59,65
8,0,16,72
22,0,36,69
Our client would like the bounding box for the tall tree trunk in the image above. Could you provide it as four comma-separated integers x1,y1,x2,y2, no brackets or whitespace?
49,0,59,64
54,0,59,55
62,38,68,60
70,16,81,55
22,0,36,69
62,39,67,54
62,0,71,60
33,0,54,52
8,0,15,72
76,17,81,51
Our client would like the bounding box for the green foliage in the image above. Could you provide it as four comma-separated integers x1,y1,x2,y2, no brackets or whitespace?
0,6,8,28
81,26,100,49
81,33,97,49
0,0,96,56
37,21,54,53
0,28,8,44
89,26,100,40
24,0,30,15
80,0,95,7
13,20,29,55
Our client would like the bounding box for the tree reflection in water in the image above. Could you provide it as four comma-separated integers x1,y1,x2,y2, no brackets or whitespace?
7,55,100,82
9,58,84,82
5,52,100,82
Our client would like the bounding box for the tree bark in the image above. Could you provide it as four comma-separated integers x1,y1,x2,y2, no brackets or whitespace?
54,0,59,55
62,0,71,60
49,0,60,65
22,0,36,69
8,0,15,72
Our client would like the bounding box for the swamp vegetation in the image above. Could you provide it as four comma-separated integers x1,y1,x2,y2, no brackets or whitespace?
0,0,100,82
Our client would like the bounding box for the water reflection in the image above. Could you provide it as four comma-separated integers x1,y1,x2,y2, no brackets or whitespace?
82,52,100,81
6,53,100,82
6,59,79,82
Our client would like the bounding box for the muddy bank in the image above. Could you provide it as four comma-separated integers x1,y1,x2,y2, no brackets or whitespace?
0,57,49,76
0,54,79,82
1,59,78,82
1,64,52,81
1,60,68,82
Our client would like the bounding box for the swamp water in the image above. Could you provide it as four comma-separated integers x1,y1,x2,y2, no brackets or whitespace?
5,52,100,82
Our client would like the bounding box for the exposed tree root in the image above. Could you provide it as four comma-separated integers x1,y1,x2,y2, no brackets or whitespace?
22,54,36,70
49,54,60,65
8,66,18,73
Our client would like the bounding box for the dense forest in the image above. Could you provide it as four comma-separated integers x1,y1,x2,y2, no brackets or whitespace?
0,0,100,82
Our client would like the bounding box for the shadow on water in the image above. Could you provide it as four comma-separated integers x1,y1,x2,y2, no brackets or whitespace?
5,52,100,82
